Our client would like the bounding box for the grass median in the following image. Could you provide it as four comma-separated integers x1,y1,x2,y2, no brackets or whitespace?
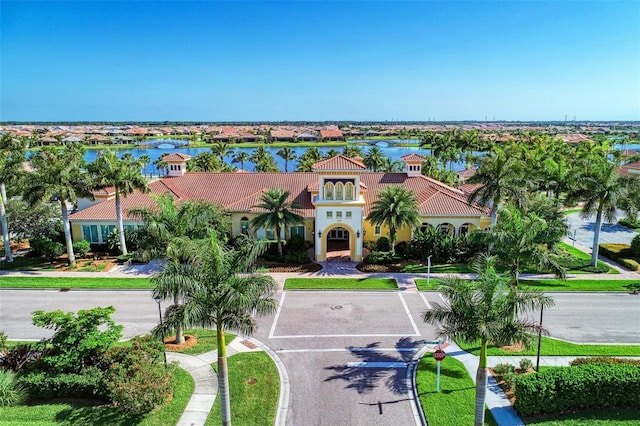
0,276,153,289
207,351,279,426
415,278,639,292
284,277,397,290
458,336,640,357
415,356,497,425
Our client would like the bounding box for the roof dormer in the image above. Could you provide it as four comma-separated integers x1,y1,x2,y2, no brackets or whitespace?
401,153,427,177
161,152,191,177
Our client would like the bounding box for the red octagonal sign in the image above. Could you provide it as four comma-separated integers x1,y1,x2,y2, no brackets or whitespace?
433,349,446,361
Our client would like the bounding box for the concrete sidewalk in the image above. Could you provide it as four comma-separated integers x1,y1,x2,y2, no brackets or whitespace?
167,336,289,426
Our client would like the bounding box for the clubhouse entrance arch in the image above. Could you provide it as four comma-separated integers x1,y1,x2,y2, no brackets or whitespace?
316,223,361,262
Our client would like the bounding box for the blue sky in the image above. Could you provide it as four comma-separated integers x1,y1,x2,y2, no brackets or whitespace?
1,1,639,122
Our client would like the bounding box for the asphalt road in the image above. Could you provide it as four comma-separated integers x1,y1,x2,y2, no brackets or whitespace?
566,210,639,249
2,288,640,425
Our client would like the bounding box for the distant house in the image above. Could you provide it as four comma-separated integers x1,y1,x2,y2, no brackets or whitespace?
271,129,296,142
69,154,490,261
320,129,344,141
296,131,318,142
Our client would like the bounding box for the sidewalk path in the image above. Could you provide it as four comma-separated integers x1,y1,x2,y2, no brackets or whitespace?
167,336,289,426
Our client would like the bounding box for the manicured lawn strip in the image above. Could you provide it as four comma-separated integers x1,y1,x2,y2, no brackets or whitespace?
403,263,473,273
458,336,640,357
520,279,637,291
170,329,237,356
558,242,617,274
207,351,279,426
284,278,397,290
524,408,640,425
0,367,194,426
563,209,583,215
0,276,153,289
416,278,639,292
415,356,496,425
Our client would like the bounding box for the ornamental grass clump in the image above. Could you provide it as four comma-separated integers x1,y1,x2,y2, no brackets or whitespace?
0,370,26,407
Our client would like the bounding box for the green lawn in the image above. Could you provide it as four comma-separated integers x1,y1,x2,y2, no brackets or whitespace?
558,242,618,274
0,277,153,289
207,351,279,426
170,329,236,356
284,277,397,290
0,367,194,426
415,278,639,292
415,356,496,425
458,336,640,357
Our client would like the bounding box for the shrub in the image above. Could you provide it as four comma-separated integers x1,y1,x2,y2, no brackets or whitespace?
618,258,639,271
619,217,640,231
631,234,640,257
0,331,6,350
363,251,401,265
493,363,515,375
514,363,640,417
0,370,26,407
283,251,311,264
28,237,51,257
73,239,91,258
363,240,377,251
580,264,611,273
375,236,390,252
18,367,106,400
599,243,631,261
285,234,307,252
519,358,534,371
0,343,42,372
42,241,64,261
117,253,134,263
570,356,640,366
624,282,640,294
104,338,172,414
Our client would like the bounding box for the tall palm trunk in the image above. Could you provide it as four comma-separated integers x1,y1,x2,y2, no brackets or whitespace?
174,295,185,344
276,225,283,258
217,326,231,426
0,182,12,262
474,339,488,426
115,191,128,255
591,206,604,267
389,228,396,255
60,201,76,267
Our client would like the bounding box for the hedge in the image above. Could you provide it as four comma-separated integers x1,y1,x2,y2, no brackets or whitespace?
618,258,640,271
599,243,631,261
514,363,640,417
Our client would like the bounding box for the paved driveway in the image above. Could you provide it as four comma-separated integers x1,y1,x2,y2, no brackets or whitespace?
566,211,639,249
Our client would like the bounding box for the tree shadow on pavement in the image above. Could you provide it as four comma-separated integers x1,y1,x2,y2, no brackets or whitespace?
323,338,423,395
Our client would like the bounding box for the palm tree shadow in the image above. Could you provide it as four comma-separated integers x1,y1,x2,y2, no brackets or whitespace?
323,338,423,396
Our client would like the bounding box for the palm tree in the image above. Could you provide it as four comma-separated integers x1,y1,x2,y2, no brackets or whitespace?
276,147,297,173
486,204,566,286
188,152,223,172
232,151,250,170
251,188,305,258
151,237,201,345
422,255,554,426
212,141,234,164
366,185,420,255
175,232,277,426
250,146,279,172
342,145,363,158
567,148,635,266
363,147,387,172
24,144,94,267
0,134,27,262
128,194,230,259
88,149,150,255
466,144,525,225
324,148,340,159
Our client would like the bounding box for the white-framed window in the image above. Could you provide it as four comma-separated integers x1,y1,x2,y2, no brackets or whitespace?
336,211,343,219
326,211,333,219
374,225,381,235
346,211,352,219
345,182,354,200
82,225,100,243
335,182,344,200
100,224,115,242
290,225,305,238
240,217,249,234
324,182,334,200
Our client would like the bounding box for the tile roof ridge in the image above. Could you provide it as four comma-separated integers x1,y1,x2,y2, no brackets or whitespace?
158,178,188,200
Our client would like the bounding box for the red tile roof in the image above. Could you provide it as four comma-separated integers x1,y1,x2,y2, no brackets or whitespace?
70,170,488,222
161,153,191,162
320,129,344,138
312,155,367,171
400,153,427,162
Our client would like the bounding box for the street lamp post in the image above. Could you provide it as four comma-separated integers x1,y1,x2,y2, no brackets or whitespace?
153,295,168,368
536,306,544,372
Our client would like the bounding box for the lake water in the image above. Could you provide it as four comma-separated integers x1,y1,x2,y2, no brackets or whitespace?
81,140,639,175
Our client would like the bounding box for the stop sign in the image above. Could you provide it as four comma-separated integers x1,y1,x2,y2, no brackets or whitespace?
433,349,446,361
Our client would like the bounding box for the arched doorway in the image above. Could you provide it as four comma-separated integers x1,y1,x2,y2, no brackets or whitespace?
326,227,350,252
